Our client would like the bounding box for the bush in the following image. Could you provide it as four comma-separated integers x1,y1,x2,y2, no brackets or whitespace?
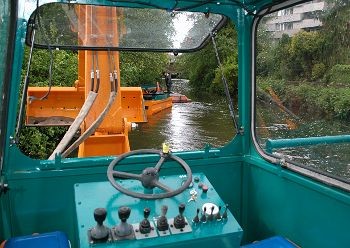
312,63,326,81
327,64,350,86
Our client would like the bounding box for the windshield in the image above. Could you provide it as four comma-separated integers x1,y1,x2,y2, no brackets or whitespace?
26,3,225,52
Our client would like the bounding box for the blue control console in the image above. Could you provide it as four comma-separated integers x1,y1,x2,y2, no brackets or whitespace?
74,173,243,247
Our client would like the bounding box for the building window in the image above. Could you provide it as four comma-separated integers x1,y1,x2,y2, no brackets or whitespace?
284,23,293,30
277,8,293,16
275,23,281,31
303,11,320,20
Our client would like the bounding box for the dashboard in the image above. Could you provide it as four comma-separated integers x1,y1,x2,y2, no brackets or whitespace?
74,173,243,247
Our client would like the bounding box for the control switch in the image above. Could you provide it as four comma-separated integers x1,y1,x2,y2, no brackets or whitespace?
88,208,110,243
169,203,192,235
112,206,135,240
157,205,170,236
132,208,158,240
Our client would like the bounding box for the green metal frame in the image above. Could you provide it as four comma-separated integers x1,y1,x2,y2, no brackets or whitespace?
0,1,350,248
266,135,350,153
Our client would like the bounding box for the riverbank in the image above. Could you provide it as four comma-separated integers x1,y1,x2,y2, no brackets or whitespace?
258,78,350,120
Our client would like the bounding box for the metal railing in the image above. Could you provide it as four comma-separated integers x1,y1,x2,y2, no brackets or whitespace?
266,135,350,153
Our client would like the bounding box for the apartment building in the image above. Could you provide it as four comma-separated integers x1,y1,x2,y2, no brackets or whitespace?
265,0,326,38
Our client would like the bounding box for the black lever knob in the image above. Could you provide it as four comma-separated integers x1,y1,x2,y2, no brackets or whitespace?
161,205,168,216
139,208,152,234
208,206,215,222
157,205,169,232
144,208,151,219
200,207,207,223
174,203,186,229
90,208,109,241
215,206,222,221
118,206,131,222
94,208,107,225
179,203,185,216
192,208,200,224
222,204,228,219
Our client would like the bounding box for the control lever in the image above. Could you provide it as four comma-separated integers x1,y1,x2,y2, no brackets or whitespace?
114,206,134,238
90,208,109,241
157,205,169,231
215,206,222,221
200,207,207,223
192,208,200,224
222,204,228,220
173,203,187,229
208,206,215,222
139,208,151,234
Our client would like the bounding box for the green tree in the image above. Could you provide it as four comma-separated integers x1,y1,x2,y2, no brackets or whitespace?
176,22,238,97
120,52,168,86
288,31,324,80
320,0,350,65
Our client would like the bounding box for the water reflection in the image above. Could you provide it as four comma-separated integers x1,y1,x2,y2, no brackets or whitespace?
129,79,235,151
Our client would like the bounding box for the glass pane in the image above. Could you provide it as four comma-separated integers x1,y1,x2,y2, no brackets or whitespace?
18,18,238,159
27,3,224,51
256,0,350,181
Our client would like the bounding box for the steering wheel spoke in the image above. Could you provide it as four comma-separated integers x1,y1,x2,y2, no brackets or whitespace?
153,180,173,193
113,171,142,181
154,156,165,172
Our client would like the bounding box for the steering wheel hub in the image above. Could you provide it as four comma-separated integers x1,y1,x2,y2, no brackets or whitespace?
141,167,159,189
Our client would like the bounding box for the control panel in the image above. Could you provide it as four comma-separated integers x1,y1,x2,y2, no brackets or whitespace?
74,173,243,247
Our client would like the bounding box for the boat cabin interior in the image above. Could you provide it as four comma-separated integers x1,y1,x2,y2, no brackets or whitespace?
0,0,350,247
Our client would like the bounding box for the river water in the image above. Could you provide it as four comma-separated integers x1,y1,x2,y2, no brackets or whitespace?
129,79,235,151
129,79,350,181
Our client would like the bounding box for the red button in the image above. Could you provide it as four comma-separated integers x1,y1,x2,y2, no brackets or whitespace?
202,184,208,193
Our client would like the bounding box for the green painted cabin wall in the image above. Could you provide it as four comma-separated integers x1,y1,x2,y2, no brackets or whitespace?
1,159,243,247
241,157,350,247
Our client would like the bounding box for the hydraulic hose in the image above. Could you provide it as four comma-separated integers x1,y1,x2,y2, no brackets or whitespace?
61,91,117,158
48,91,98,160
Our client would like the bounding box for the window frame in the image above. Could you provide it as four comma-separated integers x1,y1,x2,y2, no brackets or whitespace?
251,0,350,192
0,0,17,173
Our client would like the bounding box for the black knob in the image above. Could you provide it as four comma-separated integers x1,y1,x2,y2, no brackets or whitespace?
222,204,228,219
157,205,169,232
94,208,107,225
208,206,215,221
200,207,207,223
215,206,222,221
139,208,151,234
192,208,200,224
179,203,185,215
118,206,131,222
174,203,186,229
161,205,168,216
144,208,150,219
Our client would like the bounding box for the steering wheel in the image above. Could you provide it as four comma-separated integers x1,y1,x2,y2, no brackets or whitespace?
107,149,192,200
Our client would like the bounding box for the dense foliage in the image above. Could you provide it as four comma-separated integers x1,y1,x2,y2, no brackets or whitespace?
19,48,76,159
120,52,168,86
175,22,238,98
256,0,350,120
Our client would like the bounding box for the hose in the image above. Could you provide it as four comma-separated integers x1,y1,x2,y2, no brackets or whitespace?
61,51,118,158
48,91,98,160
61,91,117,158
